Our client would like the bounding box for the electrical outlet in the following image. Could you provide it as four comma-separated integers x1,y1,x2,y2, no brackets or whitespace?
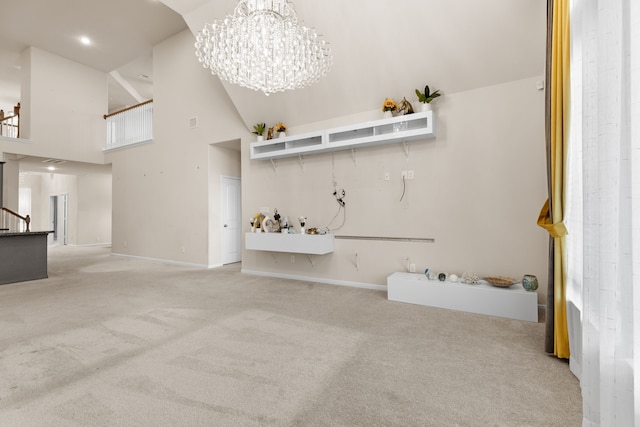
407,170,414,180
409,263,416,273
290,255,295,263
401,170,407,179
384,172,390,181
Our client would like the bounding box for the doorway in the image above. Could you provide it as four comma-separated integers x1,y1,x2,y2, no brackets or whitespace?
49,194,68,245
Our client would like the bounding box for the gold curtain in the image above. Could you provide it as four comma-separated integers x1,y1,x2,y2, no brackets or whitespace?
537,0,570,359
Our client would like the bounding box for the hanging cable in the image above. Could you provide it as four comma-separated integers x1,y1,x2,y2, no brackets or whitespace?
325,204,346,232
399,175,406,201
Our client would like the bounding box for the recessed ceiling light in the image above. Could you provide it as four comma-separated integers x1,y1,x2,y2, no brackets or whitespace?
80,36,92,46
47,166,55,171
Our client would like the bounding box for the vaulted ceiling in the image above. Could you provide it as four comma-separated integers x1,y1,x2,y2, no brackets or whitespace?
173,0,546,130
0,0,187,113
0,0,546,134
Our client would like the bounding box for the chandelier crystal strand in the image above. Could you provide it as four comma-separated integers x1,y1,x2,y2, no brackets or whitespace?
195,0,332,95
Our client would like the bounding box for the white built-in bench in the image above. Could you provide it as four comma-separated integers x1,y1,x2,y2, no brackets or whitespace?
387,272,538,322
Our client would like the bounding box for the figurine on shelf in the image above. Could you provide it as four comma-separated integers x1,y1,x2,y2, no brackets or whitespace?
263,216,280,233
298,216,307,234
397,97,414,115
253,213,265,232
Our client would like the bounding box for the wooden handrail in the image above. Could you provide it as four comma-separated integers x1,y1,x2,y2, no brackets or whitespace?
1,207,30,232
103,99,153,119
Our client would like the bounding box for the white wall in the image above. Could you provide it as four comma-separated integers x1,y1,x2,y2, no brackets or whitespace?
20,174,44,230
241,77,550,303
0,47,107,164
1,21,548,306
107,29,245,267
35,173,77,243
19,171,111,246
1,158,19,210
76,173,112,245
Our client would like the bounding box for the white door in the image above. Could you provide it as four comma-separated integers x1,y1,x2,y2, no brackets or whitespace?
221,176,241,264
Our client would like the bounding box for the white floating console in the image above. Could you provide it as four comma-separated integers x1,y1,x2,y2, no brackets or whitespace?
387,272,538,322
245,232,334,255
250,111,436,160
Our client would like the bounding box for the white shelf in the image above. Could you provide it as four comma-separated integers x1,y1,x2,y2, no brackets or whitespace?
251,130,324,159
387,272,538,322
245,232,334,255
250,111,436,160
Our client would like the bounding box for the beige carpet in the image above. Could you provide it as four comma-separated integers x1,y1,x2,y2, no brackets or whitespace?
0,246,582,426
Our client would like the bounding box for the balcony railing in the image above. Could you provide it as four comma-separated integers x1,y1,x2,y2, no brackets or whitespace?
103,99,153,150
0,103,20,139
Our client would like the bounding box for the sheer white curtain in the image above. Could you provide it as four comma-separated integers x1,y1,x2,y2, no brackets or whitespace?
566,0,640,425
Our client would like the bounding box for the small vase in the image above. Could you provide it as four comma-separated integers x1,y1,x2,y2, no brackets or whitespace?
383,110,393,119
522,274,538,291
421,103,432,112
256,135,264,142
278,132,286,138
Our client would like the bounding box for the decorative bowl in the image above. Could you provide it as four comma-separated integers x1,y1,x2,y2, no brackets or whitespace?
485,276,516,288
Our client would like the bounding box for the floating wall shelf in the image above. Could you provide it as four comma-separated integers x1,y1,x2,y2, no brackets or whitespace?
245,232,334,255
250,111,436,160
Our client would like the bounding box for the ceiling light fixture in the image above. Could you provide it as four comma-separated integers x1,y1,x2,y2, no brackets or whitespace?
194,0,332,96
80,36,91,46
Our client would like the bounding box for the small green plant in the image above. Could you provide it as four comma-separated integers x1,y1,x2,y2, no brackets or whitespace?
415,85,442,104
252,122,266,135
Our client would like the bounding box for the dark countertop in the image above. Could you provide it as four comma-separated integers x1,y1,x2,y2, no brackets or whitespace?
0,231,53,237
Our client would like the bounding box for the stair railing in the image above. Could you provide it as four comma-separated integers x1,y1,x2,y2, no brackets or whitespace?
1,207,30,232
0,103,20,139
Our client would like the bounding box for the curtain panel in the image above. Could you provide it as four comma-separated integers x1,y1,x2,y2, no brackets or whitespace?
566,0,640,424
539,0,571,359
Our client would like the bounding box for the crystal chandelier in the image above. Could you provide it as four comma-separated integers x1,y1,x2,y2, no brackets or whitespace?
194,0,332,96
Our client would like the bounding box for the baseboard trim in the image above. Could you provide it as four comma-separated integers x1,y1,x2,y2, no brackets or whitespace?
111,252,218,269
241,269,387,292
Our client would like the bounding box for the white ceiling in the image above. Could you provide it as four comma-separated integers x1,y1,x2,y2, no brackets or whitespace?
0,0,546,173
5,154,111,176
0,0,187,114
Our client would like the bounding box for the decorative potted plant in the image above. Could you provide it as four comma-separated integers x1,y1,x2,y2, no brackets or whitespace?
381,98,398,118
275,122,287,138
415,85,442,111
253,122,266,141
